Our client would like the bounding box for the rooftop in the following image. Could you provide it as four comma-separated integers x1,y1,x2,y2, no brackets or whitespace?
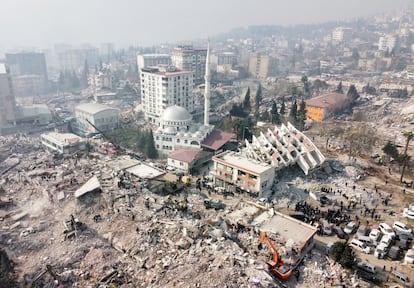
126,163,165,179
305,92,348,108
168,147,201,163
201,130,235,151
213,151,272,175
141,66,192,77
41,132,84,146
258,211,317,247
76,103,119,115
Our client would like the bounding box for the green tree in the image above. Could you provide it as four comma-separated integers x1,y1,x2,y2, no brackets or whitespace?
270,101,280,124
329,241,355,269
280,97,286,115
400,131,413,182
289,99,298,124
382,141,399,161
347,84,359,102
145,130,158,159
255,83,262,113
297,98,307,131
301,75,310,97
243,87,251,111
336,81,343,94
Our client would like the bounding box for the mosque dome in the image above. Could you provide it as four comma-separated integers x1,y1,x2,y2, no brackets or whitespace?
161,105,192,122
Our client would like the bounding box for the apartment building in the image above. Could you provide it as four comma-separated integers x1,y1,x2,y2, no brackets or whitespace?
212,151,275,196
140,66,194,123
171,45,207,85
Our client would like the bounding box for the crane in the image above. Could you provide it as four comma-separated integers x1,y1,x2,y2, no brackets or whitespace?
85,119,124,155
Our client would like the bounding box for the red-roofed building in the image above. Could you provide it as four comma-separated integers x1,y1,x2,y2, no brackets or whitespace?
305,92,349,122
167,147,205,174
201,130,236,153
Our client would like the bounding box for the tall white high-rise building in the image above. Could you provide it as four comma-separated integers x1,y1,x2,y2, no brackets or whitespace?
0,63,16,127
137,54,171,72
140,66,194,123
171,45,207,85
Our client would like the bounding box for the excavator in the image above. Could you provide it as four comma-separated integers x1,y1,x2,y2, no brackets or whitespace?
257,231,293,281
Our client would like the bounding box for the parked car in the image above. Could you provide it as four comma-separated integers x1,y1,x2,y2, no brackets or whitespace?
379,223,395,237
333,226,348,240
320,220,332,236
393,221,412,234
397,231,414,241
357,225,369,237
374,243,388,259
380,234,394,248
387,245,402,260
289,212,309,223
404,249,414,264
392,271,414,288
344,221,358,234
356,262,377,274
350,239,371,254
319,195,332,206
369,229,381,242
357,235,376,247
403,208,414,220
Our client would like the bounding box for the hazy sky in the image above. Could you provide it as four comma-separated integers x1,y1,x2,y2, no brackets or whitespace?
0,0,411,49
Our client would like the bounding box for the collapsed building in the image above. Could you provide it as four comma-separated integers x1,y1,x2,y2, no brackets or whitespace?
212,123,325,195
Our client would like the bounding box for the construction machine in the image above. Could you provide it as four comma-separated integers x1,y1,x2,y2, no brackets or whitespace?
257,231,293,281
85,119,125,155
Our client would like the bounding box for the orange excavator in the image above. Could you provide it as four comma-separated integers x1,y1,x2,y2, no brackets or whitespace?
257,231,293,281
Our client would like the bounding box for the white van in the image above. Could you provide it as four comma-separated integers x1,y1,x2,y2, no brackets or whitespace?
392,271,413,287
374,243,388,259
380,234,393,248
357,235,375,247
356,261,376,274
350,239,371,254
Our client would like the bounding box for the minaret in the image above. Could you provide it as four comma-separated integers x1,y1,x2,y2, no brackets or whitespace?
204,42,211,126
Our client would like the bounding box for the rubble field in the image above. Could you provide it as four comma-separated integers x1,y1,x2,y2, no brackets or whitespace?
0,104,413,288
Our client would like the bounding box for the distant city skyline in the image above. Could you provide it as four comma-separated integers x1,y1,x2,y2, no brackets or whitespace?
0,0,412,50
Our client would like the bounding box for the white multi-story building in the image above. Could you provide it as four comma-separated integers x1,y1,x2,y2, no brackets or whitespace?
171,45,207,85
378,34,400,53
41,132,86,154
73,103,119,137
0,63,16,127
137,54,171,72
332,27,352,43
212,150,275,196
140,66,194,123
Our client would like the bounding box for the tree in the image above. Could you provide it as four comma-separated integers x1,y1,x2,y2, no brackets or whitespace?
329,241,355,269
280,97,286,115
289,99,298,124
347,84,359,103
297,98,307,131
382,141,399,161
301,75,310,98
243,87,251,111
229,104,246,118
335,81,344,94
145,130,158,159
270,101,280,124
400,131,413,182
255,83,262,113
